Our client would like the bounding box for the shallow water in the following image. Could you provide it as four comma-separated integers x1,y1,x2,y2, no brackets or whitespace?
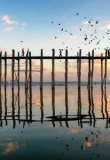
0,84,110,159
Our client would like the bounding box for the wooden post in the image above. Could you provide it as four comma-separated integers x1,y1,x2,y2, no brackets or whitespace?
29,52,32,89
65,50,68,89
77,52,79,87
88,52,91,88
0,52,2,89
18,52,20,89
25,51,28,89
52,49,55,89
91,50,94,89
101,53,103,88
12,49,15,89
104,50,107,85
40,49,43,89
78,49,81,88
4,52,7,89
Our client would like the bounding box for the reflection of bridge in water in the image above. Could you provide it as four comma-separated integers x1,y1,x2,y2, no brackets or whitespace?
0,80,109,129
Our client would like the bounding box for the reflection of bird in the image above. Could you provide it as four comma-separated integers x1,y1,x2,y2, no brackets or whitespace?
20,41,23,42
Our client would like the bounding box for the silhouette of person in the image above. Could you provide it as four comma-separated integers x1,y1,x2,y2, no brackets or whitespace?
59,49,63,57
21,48,25,57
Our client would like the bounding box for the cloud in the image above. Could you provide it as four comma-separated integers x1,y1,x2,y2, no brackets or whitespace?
22,23,26,26
82,20,95,25
100,24,110,30
0,142,19,154
4,27,13,31
48,38,59,43
2,15,18,25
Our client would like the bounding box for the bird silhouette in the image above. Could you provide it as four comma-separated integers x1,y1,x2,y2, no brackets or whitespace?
76,13,79,15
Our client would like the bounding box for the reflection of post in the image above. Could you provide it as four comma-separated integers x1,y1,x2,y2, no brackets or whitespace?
52,88,55,127
40,88,44,123
104,83,109,128
52,49,55,89
12,49,15,89
12,87,16,128
40,49,43,89
88,81,92,126
101,82,105,119
91,83,96,127
25,89,28,122
77,86,82,128
0,87,2,126
29,83,32,122
18,52,20,89
65,83,69,127
4,88,8,125
65,50,68,90
4,52,7,89
18,87,20,123
0,52,2,89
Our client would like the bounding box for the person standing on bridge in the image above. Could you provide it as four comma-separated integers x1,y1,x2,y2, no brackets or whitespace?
59,49,63,57
21,48,25,57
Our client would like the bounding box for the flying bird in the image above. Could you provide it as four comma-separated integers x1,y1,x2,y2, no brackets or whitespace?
76,13,79,15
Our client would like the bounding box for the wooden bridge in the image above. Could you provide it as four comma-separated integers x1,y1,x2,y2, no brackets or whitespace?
0,49,109,89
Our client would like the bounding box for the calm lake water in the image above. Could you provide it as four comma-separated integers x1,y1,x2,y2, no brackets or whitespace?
0,84,110,160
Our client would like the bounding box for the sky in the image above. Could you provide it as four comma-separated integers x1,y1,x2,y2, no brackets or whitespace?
1,0,110,81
